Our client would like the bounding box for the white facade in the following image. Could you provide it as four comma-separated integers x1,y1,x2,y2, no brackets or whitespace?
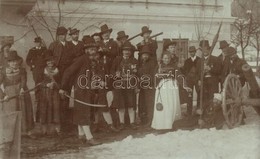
0,0,236,86
31,0,235,55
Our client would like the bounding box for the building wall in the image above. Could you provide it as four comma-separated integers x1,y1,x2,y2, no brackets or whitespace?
33,0,235,55
0,0,236,87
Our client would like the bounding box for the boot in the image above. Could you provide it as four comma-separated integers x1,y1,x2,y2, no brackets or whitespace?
118,123,125,130
129,123,138,130
87,138,102,146
107,124,120,132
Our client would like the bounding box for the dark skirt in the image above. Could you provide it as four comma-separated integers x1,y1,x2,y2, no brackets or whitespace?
112,89,136,109
73,89,92,125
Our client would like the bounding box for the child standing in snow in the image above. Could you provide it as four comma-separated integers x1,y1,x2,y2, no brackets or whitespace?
39,52,61,135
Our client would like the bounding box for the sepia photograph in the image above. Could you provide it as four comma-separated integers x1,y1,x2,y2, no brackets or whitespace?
0,0,259,159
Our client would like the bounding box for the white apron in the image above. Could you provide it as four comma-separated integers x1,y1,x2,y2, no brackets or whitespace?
151,79,181,130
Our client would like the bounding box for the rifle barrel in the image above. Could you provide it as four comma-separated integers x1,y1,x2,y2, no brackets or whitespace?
127,33,142,41
150,32,163,39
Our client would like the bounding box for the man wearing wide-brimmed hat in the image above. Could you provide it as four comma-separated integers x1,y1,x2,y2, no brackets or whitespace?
181,46,201,116
137,45,156,126
98,24,119,63
68,28,84,58
225,46,247,86
26,37,47,122
116,30,136,57
59,36,102,146
197,40,221,110
110,41,138,130
136,26,158,61
218,40,229,62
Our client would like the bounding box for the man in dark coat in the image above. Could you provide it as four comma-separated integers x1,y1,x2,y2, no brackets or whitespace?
49,26,74,132
99,24,119,64
26,37,47,122
197,40,221,110
90,49,119,132
68,28,84,58
218,40,231,86
110,41,138,130
116,31,137,58
226,47,247,86
181,46,201,115
136,26,158,62
59,36,101,146
218,40,229,63
137,45,157,126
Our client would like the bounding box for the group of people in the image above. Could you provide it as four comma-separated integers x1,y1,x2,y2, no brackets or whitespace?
0,23,250,145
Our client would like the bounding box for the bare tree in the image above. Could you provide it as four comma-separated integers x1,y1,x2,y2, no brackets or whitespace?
231,0,260,60
250,25,260,66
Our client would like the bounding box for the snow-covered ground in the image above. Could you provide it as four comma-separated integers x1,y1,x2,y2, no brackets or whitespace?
45,107,260,159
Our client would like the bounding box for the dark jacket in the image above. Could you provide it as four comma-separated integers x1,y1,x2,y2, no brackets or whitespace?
99,39,119,62
49,41,73,68
197,55,221,80
110,56,138,89
26,46,47,69
181,56,201,82
61,54,93,125
137,59,157,87
229,56,247,86
137,39,158,59
67,41,84,59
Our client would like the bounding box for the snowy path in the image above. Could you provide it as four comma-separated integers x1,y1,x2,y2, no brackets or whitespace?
45,107,260,159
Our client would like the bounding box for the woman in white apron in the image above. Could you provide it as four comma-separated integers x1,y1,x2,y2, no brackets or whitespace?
151,53,182,130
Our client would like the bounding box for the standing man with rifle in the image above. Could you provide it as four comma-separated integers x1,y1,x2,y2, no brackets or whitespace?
136,26,158,62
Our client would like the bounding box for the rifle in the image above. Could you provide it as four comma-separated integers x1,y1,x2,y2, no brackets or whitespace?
127,33,142,42
150,32,163,39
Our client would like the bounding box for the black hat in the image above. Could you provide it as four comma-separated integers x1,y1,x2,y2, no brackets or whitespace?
69,28,80,35
83,35,98,49
117,31,129,40
7,50,19,61
141,26,152,36
56,26,68,35
100,24,113,35
34,37,42,43
188,46,196,52
44,50,54,61
199,40,210,48
139,45,152,56
91,32,101,38
122,41,134,51
219,40,229,49
226,46,237,56
1,42,12,50
163,39,177,50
